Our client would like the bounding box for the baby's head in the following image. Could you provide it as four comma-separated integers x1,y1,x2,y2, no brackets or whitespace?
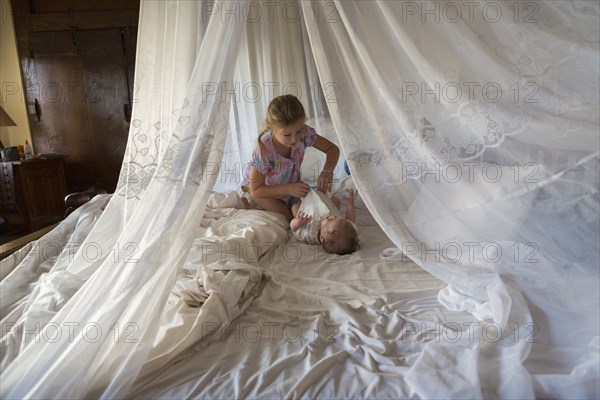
319,216,360,255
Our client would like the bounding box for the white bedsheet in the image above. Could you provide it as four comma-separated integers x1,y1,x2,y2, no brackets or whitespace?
128,208,479,398
1,200,292,396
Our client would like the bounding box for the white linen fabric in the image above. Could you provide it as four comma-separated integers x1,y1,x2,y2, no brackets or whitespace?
1,0,598,398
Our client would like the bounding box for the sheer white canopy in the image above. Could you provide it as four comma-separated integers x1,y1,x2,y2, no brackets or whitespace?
1,0,598,398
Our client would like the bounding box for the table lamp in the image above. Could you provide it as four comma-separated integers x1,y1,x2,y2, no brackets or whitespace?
0,105,17,149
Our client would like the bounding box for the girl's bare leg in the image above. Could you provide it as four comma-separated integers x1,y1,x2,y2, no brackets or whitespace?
252,197,293,221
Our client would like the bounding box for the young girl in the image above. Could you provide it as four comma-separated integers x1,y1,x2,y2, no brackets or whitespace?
241,95,339,221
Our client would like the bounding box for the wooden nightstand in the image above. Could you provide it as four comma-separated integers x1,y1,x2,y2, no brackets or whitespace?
0,155,68,233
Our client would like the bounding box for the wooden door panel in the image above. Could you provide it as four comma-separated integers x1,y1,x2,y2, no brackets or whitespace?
27,31,97,190
78,29,130,192
26,28,135,192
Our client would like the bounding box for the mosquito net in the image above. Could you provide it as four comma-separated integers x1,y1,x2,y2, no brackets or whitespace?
1,0,598,398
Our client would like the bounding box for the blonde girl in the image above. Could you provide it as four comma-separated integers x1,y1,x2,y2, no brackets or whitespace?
241,95,339,221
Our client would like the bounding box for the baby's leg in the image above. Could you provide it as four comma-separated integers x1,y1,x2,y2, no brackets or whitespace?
291,203,300,217
252,197,293,221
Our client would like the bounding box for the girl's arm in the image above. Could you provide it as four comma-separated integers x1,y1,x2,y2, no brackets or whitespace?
312,135,340,192
248,166,309,199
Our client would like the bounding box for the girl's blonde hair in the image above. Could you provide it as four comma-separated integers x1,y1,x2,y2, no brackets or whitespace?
262,95,306,134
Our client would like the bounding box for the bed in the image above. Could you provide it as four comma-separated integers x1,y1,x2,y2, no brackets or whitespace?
132,201,485,398
1,189,487,398
3,182,595,399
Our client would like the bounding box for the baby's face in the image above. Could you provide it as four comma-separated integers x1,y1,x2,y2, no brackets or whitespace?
319,216,345,243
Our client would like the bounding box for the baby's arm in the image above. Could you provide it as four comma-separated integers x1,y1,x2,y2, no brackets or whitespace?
345,189,356,223
331,196,341,209
290,212,312,232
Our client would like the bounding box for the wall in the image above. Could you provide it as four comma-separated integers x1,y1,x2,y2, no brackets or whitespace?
0,0,31,148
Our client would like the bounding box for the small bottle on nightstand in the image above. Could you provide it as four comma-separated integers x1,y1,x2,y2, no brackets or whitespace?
24,140,33,159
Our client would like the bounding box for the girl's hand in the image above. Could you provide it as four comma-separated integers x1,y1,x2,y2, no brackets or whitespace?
288,182,310,198
317,170,334,192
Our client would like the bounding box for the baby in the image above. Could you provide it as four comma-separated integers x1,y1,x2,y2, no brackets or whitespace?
290,188,359,255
